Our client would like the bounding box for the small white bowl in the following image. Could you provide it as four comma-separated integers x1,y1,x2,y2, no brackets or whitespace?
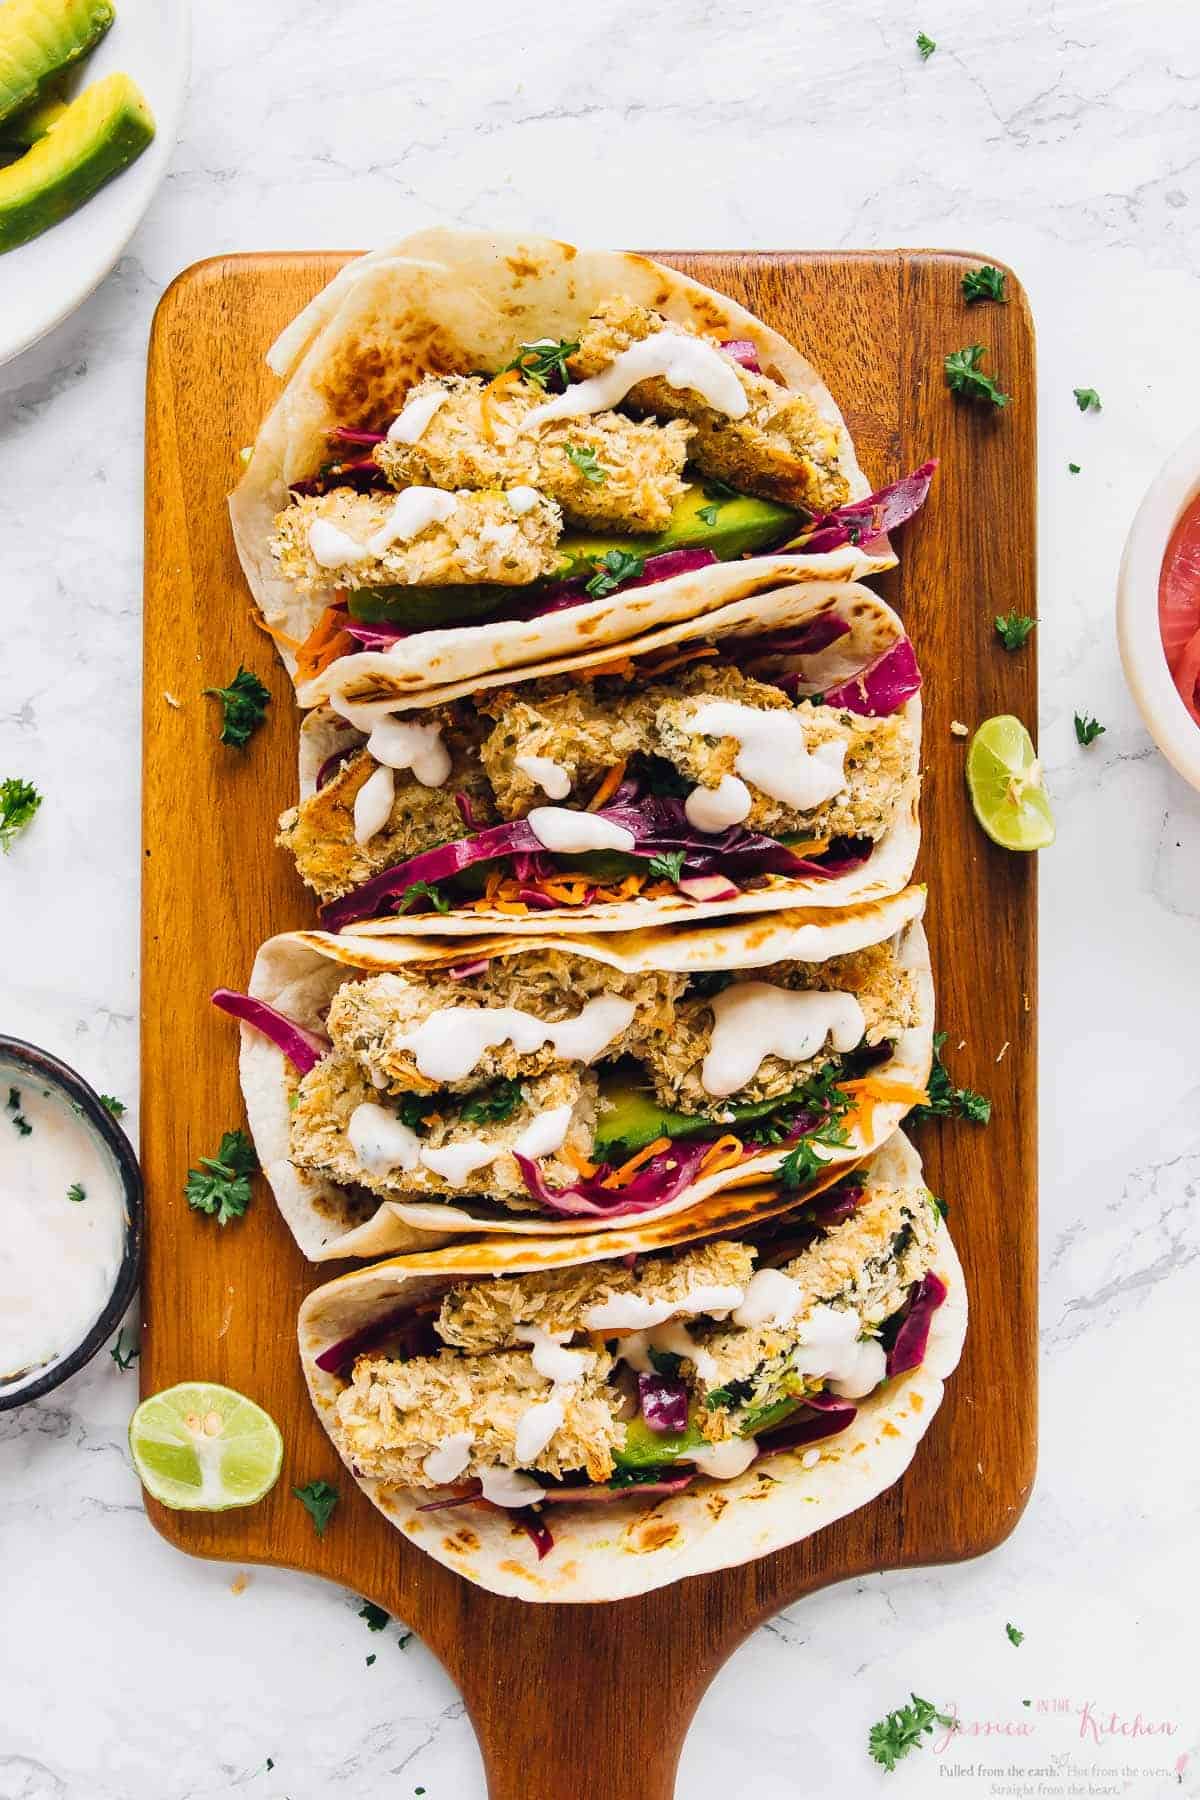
1118,423,1200,793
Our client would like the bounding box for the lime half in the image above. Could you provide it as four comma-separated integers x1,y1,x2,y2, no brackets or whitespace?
129,1383,283,1511
966,714,1056,851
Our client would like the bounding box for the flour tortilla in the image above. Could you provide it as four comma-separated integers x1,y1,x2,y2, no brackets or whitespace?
236,887,932,1261
229,228,889,690
294,578,922,936
297,1130,967,1602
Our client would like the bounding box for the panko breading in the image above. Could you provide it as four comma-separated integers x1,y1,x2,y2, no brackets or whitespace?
694,1187,940,1409
569,297,850,513
290,1053,596,1206
641,942,919,1115
270,486,563,594
327,953,680,1096
333,1346,624,1485
376,374,693,534
437,1238,756,1351
278,739,496,903
478,684,649,816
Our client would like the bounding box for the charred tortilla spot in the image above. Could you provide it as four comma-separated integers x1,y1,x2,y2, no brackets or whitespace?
499,1559,540,1581
627,1517,682,1554
505,256,541,281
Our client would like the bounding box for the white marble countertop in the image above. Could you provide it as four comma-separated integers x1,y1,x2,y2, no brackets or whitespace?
2,0,1199,1794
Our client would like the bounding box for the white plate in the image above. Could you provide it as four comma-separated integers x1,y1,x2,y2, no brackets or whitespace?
0,0,190,367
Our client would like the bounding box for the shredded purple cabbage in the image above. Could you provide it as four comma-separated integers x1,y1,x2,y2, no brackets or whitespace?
315,1306,439,1375
799,460,937,555
289,458,387,499
805,1179,866,1228
755,1396,858,1454
720,337,762,373
885,1270,948,1377
513,1138,719,1218
724,614,852,660
638,1373,690,1434
820,637,922,716
524,547,720,620
211,989,329,1074
314,743,358,790
331,426,387,447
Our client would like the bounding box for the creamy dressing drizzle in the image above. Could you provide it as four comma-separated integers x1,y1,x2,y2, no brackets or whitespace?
521,330,749,430
348,1099,575,1187
480,1467,546,1506
423,1431,473,1484
505,485,542,515
689,1437,758,1480
732,1266,804,1328
353,763,396,845
581,1283,745,1333
363,717,451,787
386,388,448,443
684,701,848,812
527,806,636,855
347,1103,421,1174
700,982,865,1097
514,754,572,800
515,1324,589,1386
0,1076,126,1381
683,773,752,833
395,995,636,1084
307,487,459,568
514,1397,565,1464
789,1303,880,1395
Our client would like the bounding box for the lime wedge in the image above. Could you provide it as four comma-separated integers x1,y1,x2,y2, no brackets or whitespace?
966,714,1055,851
129,1383,283,1511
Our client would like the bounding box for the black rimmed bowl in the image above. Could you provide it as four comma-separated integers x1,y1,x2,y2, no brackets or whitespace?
0,1037,143,1411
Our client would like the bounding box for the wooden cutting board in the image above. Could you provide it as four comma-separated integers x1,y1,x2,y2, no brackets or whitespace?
141,249,1037,1800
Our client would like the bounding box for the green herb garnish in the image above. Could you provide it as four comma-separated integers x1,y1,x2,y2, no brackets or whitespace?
585,549,645,598
1073,387,1101,412
778,1121,851,1189
1068,462,1080,474
0,777,42,852
184,1128,258,1225
869,1694,954,1771
99,1093,127,1118
67,1183,86,1203
500,337,578,390
366,1653,377,1666
697,503,721,527
647,850,686,884
358,1599,390,1632
994,611,1036,651
1074,712,1105,746
460,1078,524,1126
111,1328,139,1371
1006,1621,1025,1646
393,880,451,916
203,667,270,749
396,1093,435,1132
564,442,607,484
398,1631,414,1649
944,344,1009,407
915,31,936,58
961,264,1006,304
912,1032,991,1124
293,1479,339,1537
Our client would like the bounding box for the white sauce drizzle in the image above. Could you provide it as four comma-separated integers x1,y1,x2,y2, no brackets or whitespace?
479,1467,545,1507
423,1431,473,1484
700,983,866,1097
347,1103,421,1175
689,1436,758,1481
514,754,572,800
683,773,752,834
353,763,396,845
732,1267,804,1329
521,330,749,430
386,388,448,443
514,1324,589,1386
514,1397,566,1464
505,485,542,515
527,807,636,854
512,1102,574,1160
828,1337,888,1400
800,1447,822,1469
364,717,452,788
618,1321,720,1386
789,1303,871,1387
684,701,849,812
582,1282,745,1334
396,995,635,1084
307,486,458,569
417,1139,499,1186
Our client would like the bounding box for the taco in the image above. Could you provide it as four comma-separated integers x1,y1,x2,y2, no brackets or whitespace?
278,578,921,936
214,887,932,1260
228,228,935,692
297,1130,966,1601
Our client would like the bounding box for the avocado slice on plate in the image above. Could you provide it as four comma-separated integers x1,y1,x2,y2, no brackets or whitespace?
0,0,114,126
0,83,69,151
0,71,155,254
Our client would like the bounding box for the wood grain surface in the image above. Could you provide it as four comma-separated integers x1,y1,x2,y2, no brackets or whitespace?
141,249,1037,1800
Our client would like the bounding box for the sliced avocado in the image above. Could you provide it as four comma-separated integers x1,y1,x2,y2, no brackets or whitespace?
349,581,517,630
553,482,802,583
0,72,156,253
0,78,68,150
0,0,114,126
612,1411,707,1471
593,1071,833,1160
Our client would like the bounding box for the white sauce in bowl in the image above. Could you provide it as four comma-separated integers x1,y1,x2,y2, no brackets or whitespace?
0,1075,127,1382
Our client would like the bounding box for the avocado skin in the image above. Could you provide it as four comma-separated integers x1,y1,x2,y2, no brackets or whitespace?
0,72,156,254
346,482,803,628
0,0,114,126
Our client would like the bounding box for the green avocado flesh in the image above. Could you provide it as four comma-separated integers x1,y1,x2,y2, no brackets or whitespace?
0,71,155,253
613,1412,707,1469
592,1071,825,1160
0,0,114,126
347,482,802,629
0,82,67,150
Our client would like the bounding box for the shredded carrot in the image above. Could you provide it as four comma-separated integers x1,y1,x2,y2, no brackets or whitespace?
294,605,355,684
568,656,636,682
563,1144,599,1179
587,760,628,811
786,837,833,859
248,608,303,651
492,900,530,915
540,879,592,905
479,368,521,443
839,1078,931,1109
600,1137,673,1190
640,644,719,677
592,874,645,903
697,1134,745,1179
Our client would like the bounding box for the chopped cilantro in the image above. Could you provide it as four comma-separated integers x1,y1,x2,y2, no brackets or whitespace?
393,880,451,916
961,264,1006,304
366,1653,377,1667
500,337,578,390
99,1093,127,1118
358,1599,389,1632
398,1631,414,1649
705,1378,755,1411
293,1479,339,1537
646,850,686,884
184,1128,258,1225
912,1032,991,1125
6,1087,18,1110
461,1078,523,1126
697,503,721,527
778,1122,851,1189
203,667,270,750
396,1093,435,1132
110,1328,139,1371
869,1694,954,1771
1074,387,1101,412
944,344,1009,407
0,777,42,853
1074,712,1105,747
1006,1621,1025,1646
1068,461,1081,473
564,442,607,484
915,31,936,58
994,611,1036,651
6,1086,31,1136
10,1111,31,1138
585,548,645,598
647,1347,683,1379
67,1182,86,1203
